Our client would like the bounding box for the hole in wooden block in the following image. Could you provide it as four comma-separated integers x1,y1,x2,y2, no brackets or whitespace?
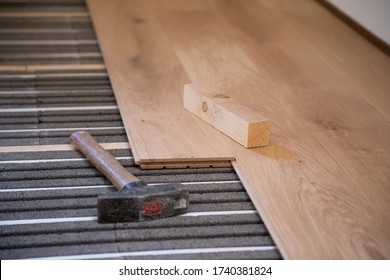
202,101,208,112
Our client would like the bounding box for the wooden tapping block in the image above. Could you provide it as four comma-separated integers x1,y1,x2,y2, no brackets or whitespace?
184,84,270,148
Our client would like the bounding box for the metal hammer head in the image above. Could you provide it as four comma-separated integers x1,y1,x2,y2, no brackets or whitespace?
98,182,189,223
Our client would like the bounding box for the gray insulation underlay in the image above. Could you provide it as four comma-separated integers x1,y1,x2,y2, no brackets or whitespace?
0,0,281,260
0,148,281,260
0,5,102,65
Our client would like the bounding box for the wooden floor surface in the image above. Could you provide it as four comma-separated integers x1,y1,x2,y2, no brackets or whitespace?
86,0,235,168
87,0,390,259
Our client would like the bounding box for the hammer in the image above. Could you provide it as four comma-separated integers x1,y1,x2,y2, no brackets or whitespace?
70,131,189,223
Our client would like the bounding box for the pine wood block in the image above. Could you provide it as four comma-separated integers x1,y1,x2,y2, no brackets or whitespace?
184,83,270,148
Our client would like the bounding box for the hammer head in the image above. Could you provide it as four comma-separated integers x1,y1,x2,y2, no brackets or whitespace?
98,183,189,223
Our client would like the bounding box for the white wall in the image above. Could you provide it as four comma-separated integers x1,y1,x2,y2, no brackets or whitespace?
326,0,390,45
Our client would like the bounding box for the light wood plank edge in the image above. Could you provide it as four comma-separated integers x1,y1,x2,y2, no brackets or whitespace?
122,122,141,165
0,64,105,73
138,155,234,164
140,160,232,169
184,83,270,148
0,142,130,153
231,160,289,259
0,12,90,18
124,127,233,169
123,116,233,169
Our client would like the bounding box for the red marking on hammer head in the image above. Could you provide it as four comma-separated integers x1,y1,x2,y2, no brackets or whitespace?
97,183,189,223
143,200,163,215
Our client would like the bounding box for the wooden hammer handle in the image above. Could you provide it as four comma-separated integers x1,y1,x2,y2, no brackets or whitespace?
70,131,139,191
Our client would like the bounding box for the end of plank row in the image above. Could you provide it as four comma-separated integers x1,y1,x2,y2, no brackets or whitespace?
183,83,270,149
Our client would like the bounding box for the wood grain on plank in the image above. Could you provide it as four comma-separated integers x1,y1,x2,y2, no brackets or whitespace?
87,0,234,168
158,0,390,259
220,0,390,259
88,0,390,259
184,83,270,148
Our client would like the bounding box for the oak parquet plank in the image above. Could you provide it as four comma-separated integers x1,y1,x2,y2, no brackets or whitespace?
87,0,234,168
219,1,390,258
151,0,390,259
217,0,390,120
